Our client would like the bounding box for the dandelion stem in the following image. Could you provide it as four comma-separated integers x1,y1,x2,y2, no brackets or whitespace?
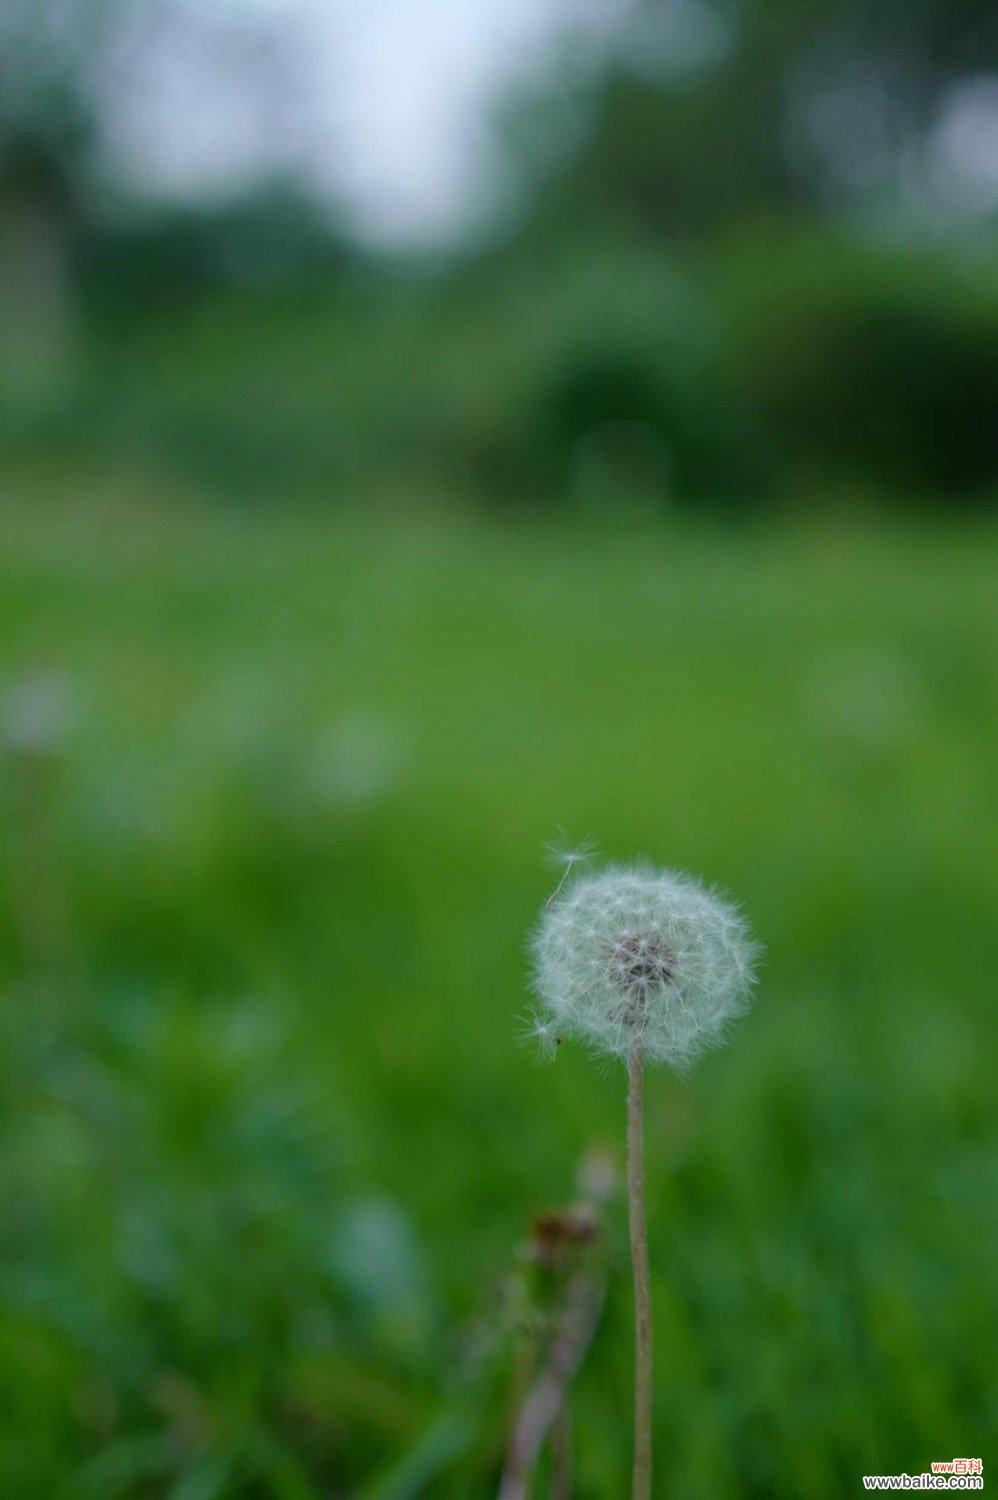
627,1045,653,1500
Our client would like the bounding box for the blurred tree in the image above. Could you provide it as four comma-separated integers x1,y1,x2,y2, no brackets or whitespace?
480,0,998,506
520,0,998,240
714,232,998,500
0,0,107,205
0,0,114,404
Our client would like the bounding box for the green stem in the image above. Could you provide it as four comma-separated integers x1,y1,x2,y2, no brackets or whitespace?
628,1045,653,1500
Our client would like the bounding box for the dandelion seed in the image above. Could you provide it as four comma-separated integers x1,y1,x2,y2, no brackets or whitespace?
544,832,598,906
517,1009,561,1062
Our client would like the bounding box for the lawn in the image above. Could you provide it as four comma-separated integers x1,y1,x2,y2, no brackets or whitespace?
1,474,996,1497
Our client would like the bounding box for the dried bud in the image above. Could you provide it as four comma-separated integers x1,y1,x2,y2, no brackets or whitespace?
529,1205,600,1267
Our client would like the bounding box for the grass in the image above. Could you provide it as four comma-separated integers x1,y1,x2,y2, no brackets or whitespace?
1,473,996,1497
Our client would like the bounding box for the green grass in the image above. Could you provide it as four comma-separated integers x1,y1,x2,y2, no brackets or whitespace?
1,475,996,1497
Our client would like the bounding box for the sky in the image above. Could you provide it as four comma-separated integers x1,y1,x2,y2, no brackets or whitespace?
94,0,634,247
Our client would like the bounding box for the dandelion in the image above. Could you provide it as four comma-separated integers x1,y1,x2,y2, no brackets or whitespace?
529,860,760,1500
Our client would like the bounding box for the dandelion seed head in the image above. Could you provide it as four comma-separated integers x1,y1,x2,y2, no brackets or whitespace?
531,862,760,1069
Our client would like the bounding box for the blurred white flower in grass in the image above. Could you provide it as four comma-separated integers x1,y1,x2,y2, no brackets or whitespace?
2,671,76,754
308,710,406,811
532,864,759,1069
331,1196,432,1356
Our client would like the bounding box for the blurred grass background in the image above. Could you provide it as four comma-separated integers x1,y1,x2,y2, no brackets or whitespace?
3,0,998,1494
2,488,995,1495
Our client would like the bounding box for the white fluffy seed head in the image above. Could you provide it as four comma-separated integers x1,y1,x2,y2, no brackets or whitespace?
531,863,760,1069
